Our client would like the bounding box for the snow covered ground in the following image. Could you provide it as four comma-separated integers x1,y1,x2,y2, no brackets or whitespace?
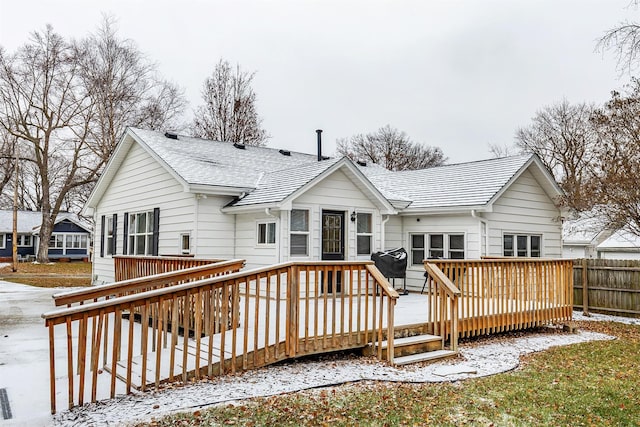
0,279,636,427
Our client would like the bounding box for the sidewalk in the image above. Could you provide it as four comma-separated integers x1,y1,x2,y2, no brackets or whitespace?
0,281,63,426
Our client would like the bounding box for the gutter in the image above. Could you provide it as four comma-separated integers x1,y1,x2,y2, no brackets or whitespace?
381,214,390,251
471,209,489,256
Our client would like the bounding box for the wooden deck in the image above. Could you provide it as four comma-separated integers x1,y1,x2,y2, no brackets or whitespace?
42,257,573,413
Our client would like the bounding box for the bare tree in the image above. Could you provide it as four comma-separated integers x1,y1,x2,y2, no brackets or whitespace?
337,125,446,171
191,59,268,146
0,128,16,207
515,100,598,211
590,79,640,235
76,16,186,164
487,143,521,158
597,1,640,73
0,26,100,262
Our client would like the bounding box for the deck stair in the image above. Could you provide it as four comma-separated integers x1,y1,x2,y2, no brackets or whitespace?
374,330,457,366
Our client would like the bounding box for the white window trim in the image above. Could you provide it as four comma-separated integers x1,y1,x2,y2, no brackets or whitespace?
106,216,114,256
0,234,5,249
17,234,32,247
180,233,191,255
290,208,310,258
256,220,277,247
502,233,543,258
409,232,466,268
355,211,374,257
128,211,154,256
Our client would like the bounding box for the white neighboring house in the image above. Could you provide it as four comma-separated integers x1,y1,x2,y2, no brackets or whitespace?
561,212,640,260
83,128,565,289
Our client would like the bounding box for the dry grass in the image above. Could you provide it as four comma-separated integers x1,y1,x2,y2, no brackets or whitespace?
137,321,640,427
0,261,91,287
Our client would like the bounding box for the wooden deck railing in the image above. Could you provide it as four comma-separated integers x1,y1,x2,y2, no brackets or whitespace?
423,262,461,352
53,259,246,307
42,261,398,413
426,258,573,338
113,255,225,282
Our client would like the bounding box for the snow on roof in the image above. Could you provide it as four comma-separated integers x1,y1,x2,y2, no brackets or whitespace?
123,129,550,212
598,230,640,250
0,211,93,234
366,154,534,209
0,210,42,233
130,128,320,189
229,157,343,207
562,212,609,244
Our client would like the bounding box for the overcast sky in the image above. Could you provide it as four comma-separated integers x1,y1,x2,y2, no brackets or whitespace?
0,1,633,163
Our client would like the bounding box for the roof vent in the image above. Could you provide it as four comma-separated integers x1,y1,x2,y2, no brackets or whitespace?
233,142,246,150
279,149,291,156
164,131,178,140
357,160,367,167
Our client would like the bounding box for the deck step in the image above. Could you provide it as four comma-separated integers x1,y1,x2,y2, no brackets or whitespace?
393,349,457,366
378,334,441,350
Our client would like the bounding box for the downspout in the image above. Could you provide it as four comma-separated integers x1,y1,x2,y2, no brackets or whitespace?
266,208,280,262
471,210,489,257
381,214,390,251
194,194,200,257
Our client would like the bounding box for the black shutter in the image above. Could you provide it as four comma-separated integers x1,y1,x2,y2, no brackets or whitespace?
112,213,118,254
100,215,105,258
123,212,129,255
152,207,160,256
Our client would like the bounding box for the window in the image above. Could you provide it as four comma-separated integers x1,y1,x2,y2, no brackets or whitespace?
49,235,64,248
181,233,191,254
290,209,309,256
503,234,542,257
106,216,114,255
0,234,5,249
17,234,32,247
128,211,155,255
356,213,373,255
257,222,276,245
410,233,465,265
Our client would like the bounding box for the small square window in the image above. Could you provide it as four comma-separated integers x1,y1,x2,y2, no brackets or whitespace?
257,222,276,245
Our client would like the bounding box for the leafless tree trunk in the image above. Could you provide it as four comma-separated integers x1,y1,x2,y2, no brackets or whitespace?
337,125,446,171
515,100,598,212
192,59,268,146
0,26,97,262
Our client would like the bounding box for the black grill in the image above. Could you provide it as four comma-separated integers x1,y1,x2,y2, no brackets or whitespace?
371,247,407,279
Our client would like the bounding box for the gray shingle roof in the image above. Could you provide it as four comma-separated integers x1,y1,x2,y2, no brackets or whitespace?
366,154,533,209
125,129,545,212
0,210,42,233
229,157,342,207
131,128,320,189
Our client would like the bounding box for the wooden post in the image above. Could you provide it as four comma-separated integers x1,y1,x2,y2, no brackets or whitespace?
582,258,589,316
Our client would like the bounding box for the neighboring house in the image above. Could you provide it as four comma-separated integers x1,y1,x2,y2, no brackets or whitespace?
0,210,92,262
561,212,640,260
83,128,565,289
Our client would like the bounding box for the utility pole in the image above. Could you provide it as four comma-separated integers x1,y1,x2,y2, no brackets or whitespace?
12,144,18,272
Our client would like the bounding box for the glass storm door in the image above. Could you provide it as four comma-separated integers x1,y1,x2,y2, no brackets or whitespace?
321,210,345,260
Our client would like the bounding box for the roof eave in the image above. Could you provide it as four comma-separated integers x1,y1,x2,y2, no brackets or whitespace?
187,184,250,197
399,205,489,215
221,203,282,214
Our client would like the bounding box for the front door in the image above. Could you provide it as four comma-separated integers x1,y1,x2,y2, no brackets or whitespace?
321,210,345,293
321,210,345,261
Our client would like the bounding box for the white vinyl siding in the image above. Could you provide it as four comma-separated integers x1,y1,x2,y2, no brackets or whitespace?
235,212,280,268
485,169,562,258
292,169,381,261
92,142,200,283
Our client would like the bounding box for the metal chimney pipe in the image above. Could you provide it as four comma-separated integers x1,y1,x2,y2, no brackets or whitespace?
316,129,323,161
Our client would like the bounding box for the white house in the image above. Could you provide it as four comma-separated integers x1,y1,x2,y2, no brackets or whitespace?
83,128,565,289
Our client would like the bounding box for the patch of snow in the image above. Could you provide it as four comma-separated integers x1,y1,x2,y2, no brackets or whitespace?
51,328,613,427
573,310,640,325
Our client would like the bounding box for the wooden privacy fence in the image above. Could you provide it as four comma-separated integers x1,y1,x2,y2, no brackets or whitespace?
425,259,573,338
114,255,225,282
42,261,398,413
574,258,640,317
